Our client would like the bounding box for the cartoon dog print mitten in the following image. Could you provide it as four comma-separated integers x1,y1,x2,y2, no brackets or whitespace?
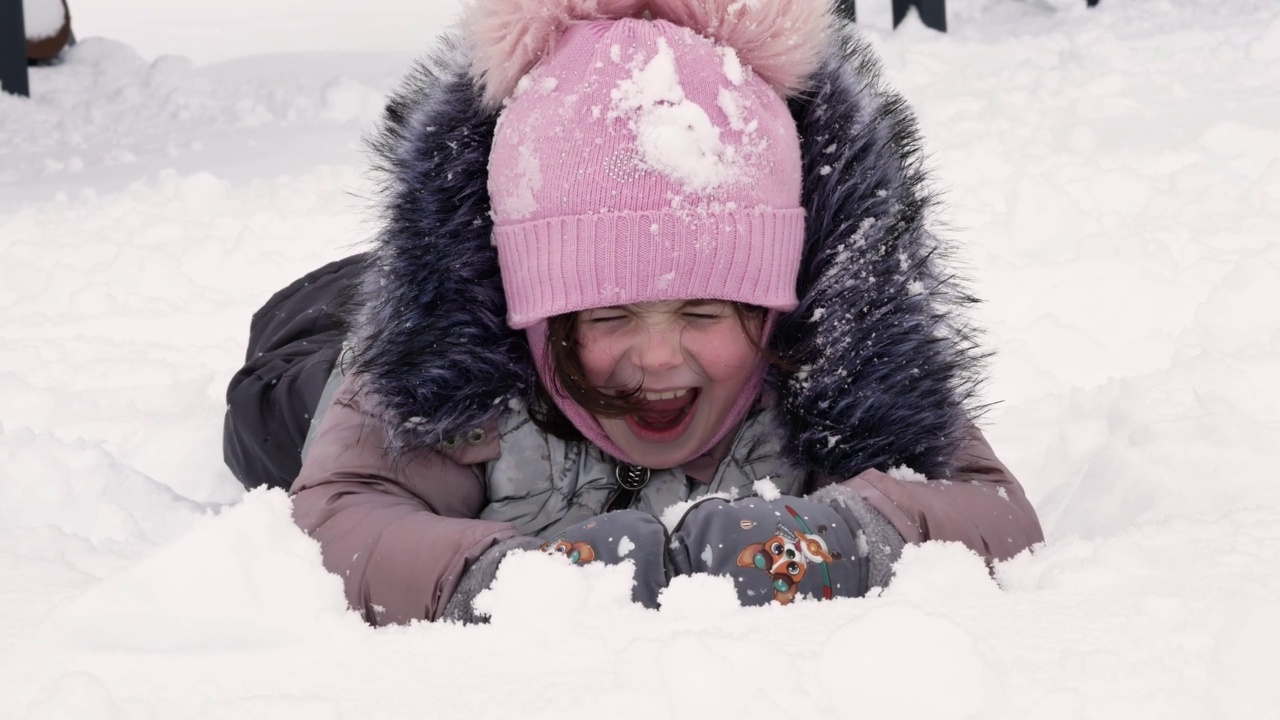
667,494,874,606
538,510,670,609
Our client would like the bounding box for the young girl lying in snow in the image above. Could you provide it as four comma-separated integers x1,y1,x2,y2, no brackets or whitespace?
223,0,1044,624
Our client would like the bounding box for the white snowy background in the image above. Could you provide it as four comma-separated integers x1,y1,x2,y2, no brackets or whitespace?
3,0,1279,717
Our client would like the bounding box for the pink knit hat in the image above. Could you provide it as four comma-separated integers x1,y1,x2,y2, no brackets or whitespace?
470,0,828,462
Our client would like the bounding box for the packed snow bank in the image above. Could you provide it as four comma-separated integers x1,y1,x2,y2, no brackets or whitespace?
50,489,362,652
0,424,203,544
68,0,464,65
0,39,401,206
3,0,1280,718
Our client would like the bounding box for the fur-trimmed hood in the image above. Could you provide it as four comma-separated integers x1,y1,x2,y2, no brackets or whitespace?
348,24,986,481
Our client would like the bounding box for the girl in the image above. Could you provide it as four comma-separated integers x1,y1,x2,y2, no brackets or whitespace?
224,0,1044,625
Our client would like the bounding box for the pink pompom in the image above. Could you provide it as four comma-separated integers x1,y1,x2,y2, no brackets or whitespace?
465,0,831,107
648,0,831,97
465,0,647,109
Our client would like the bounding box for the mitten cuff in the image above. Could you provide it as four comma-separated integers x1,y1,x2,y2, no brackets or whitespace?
442,535,543,624
808,483,905,590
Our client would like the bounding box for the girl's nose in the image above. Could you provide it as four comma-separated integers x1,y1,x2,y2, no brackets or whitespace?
636,327,684,373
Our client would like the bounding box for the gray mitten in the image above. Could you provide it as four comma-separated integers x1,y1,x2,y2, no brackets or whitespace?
668,492,885,606
536,509,670,609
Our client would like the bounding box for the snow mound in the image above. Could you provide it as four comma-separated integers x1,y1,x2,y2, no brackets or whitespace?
48,489,361,651
882,541,1004,601
0,423,203,544
656,571,742,619
2,38,388,193
474,549,647,626
19,672,128,720
819,605,991,719
1209,599,1280,719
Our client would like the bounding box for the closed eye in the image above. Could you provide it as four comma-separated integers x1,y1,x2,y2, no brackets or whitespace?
680,300,733,321
588,315,627,324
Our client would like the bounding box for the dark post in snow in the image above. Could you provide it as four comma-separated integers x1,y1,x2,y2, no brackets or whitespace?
1088,0,1101,6
893,0,947,32
1,0,30,96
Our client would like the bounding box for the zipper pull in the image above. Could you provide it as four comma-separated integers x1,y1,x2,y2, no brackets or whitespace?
606,464,652,512
616,463,651,491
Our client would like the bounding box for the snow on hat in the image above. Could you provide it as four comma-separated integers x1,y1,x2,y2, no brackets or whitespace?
473,0,827,329
469,0,828,464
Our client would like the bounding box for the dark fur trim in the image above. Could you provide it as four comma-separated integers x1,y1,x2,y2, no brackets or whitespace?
350,36,533,456
774,33,987,480
351,28,986,478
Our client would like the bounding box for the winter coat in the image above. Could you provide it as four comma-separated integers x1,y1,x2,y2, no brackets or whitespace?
289,26,1045,625
224,256,358,492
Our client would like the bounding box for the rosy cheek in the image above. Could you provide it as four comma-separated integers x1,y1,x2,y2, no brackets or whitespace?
575,336,618,385
694,331,757,376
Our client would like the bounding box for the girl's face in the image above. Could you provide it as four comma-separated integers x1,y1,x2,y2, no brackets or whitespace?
575,300,762,469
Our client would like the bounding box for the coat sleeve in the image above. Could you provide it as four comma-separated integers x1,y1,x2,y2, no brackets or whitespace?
834,428,1045,563
289,376,519,625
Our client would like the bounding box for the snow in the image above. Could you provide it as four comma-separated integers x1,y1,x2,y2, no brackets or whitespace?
23,0,66,41
753,477,782,500
888,464,929,483
658,491,736,531
503,142,541,219
48,489,361,652
818,603,990,717
719,46,744,86
610,37,741,192
3,0,1280,718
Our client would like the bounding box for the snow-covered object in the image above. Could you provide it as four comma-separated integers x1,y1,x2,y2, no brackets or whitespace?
464,0,830,108
23,0,66,41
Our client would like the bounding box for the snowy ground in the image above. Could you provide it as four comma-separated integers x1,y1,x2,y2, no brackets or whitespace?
3,0,1280,718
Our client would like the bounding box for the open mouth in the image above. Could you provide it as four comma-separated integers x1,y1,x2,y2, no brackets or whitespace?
625,387,700,442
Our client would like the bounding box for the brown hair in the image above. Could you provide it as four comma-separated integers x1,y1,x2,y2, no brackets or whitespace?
530,302,785,440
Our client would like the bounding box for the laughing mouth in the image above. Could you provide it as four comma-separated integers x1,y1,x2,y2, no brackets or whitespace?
632,388,698,432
